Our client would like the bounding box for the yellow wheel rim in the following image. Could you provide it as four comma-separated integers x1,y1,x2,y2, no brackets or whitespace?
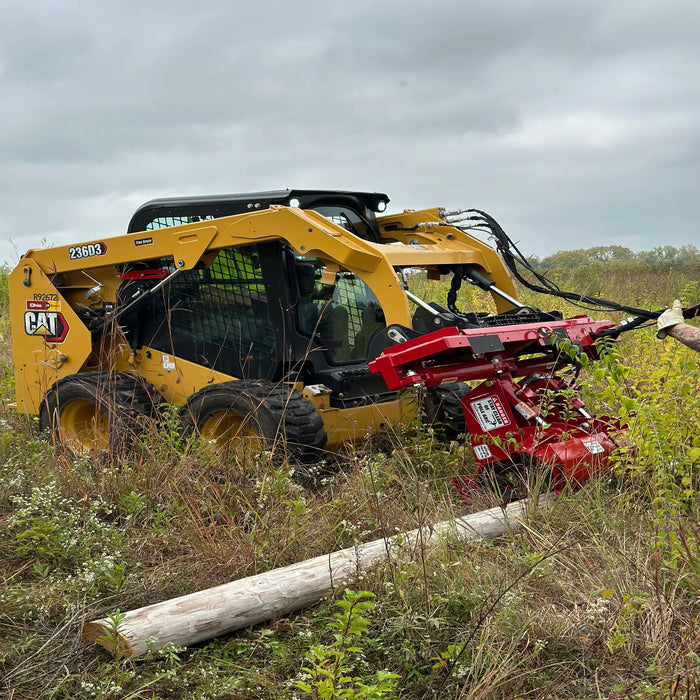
198,411,264,451
58,400,110,454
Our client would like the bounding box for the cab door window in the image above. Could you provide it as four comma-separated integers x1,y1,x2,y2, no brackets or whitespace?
296,260,385,363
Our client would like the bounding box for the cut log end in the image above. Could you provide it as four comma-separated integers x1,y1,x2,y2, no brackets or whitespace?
82,621,136,658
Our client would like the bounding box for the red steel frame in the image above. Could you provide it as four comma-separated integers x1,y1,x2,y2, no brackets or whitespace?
369,316,628,500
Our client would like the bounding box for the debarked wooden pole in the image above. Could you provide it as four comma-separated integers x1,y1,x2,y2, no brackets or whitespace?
83,497,547,657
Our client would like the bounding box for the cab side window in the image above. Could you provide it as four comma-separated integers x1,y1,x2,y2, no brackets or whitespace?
137,244,280,378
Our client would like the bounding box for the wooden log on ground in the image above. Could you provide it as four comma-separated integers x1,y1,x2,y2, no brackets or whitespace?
83,497,547,657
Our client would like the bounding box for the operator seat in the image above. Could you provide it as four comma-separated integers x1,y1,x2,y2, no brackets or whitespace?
296,261,350,360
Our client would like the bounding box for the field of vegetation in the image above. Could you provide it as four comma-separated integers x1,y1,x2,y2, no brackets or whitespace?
1,261,699,699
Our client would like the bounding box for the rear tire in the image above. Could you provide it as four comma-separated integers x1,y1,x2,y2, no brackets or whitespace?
39,372,159,457
177,380,327,464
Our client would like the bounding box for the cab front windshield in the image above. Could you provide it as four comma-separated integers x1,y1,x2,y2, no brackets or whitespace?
312,205,375,241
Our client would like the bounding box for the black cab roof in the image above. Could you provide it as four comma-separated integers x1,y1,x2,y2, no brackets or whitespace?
127,189,390,236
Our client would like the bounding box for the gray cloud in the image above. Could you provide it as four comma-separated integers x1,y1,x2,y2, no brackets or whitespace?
1,0,699,264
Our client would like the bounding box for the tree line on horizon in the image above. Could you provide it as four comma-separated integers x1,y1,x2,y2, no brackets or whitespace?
528,244,700,270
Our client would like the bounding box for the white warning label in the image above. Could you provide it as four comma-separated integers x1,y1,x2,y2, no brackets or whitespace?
473,444,493,460
583,439,605,454
470,396,511,432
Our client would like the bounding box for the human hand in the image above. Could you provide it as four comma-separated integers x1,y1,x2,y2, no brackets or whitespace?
657,299,684,339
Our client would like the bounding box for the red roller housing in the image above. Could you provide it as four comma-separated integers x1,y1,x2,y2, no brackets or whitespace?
369,316,628,502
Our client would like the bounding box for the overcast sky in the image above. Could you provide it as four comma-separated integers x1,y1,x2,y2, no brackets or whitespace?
1,0,699,265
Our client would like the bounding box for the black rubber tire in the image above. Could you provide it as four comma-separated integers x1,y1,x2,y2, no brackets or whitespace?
177,380,327,464
422,382,471,439
39,371,160,456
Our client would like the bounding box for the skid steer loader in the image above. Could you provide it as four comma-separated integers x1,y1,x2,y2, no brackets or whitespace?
8,189,636,494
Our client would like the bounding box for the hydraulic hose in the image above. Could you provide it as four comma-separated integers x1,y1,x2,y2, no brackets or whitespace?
447,209,699,331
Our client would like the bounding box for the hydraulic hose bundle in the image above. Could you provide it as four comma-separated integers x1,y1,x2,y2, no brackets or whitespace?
442,208,699,338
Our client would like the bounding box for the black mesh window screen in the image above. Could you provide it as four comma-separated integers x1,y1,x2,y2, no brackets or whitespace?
149,245,278,378
297,262,385,363
146,215,214,230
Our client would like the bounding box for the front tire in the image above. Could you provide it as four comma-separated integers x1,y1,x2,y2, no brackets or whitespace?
177,380,327,464
422,382,471,439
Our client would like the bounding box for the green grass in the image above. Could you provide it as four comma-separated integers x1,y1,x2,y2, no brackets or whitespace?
1,267,699,699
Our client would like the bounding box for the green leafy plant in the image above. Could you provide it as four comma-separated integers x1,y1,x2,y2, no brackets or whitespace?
597,335,700,570
605,590,649,655
99,609,128,662
294,590,400,699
